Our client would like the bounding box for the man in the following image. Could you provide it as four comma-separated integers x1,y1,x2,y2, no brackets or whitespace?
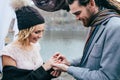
52,0,120,80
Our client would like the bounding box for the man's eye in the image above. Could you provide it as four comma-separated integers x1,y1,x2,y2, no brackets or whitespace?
73,11,81,16
74,12,80,16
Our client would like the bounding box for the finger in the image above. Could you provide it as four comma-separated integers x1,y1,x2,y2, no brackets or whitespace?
53,67,58,70
53,53,60,58
50,71,54,75
51,71,57,77
54,71,59,77
56,55,63,60
55,71,61,77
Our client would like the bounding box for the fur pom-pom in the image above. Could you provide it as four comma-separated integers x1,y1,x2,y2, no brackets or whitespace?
11,0,31,10
108,0,120,13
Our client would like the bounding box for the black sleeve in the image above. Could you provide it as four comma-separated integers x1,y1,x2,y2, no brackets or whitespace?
2,66,54,80
32,0,70,12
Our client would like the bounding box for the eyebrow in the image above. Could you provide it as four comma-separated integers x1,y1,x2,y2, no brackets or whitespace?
72,11,81,15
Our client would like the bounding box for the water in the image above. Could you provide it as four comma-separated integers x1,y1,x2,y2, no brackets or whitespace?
39,30,88,61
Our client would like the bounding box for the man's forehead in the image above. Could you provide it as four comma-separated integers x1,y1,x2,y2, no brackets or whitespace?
69,0,81,13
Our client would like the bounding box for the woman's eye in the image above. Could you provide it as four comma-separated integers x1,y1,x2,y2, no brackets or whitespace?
35,31,41,34
34,31,39,34
34,30,44,34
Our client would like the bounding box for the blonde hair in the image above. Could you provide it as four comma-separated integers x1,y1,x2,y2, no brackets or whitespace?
17,27,35,47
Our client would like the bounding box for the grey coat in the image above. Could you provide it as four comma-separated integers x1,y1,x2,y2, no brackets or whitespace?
67,17,120,80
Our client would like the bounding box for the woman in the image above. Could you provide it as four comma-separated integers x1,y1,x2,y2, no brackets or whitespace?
0,0,60,80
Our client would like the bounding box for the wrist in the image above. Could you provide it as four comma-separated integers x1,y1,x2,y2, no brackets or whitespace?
63,61,70,66
42,63,52,71
64,65,69,72
66,62,71,66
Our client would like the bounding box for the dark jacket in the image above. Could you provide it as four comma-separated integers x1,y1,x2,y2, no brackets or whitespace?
32,0,70,12
2,66,54,80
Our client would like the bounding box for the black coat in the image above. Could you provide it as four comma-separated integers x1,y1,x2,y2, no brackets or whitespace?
2,66,54,80
32,0,70,12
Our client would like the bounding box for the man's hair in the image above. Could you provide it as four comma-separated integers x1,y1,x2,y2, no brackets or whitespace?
67,0,109,7
67,0,90,6
66,0,120,13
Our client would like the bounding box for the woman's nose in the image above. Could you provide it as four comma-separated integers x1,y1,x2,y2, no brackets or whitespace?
38,33,43,38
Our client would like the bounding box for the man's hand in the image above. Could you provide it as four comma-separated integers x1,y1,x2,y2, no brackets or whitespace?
52,63,69,72
52,52,71,66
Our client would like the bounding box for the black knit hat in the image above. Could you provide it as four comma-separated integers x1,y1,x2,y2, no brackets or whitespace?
11,0,45,30
16,6,45,30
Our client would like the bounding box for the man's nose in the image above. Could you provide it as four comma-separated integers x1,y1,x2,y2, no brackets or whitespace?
76,15,81,20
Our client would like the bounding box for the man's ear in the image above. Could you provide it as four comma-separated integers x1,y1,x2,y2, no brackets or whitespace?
87,0,97,11
87,0,99,14
89,0,96,7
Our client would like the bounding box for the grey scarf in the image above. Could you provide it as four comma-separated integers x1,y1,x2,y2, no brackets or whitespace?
87,9,120,27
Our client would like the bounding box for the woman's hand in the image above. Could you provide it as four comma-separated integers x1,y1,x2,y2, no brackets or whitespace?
42,57,56,71
50,70,61,77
